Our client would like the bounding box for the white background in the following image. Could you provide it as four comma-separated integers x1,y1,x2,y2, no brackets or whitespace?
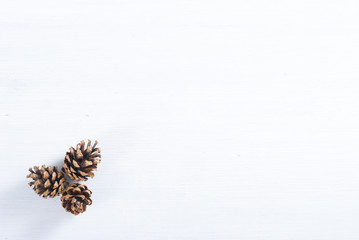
0,0,359,239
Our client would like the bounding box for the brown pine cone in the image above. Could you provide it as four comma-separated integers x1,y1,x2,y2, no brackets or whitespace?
62,140,101,181
27,165,68,198
61,183,92,215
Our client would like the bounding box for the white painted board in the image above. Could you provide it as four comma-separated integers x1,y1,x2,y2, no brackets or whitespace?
1,0,359,239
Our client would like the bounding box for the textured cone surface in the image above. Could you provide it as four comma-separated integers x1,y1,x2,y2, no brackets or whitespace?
27,165,68,198
62,140,101,181
61,183,92,215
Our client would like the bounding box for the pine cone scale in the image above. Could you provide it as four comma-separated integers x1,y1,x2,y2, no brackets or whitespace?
44,179,51,188
76,149,83,159
72,159,80,168
82,160,93,167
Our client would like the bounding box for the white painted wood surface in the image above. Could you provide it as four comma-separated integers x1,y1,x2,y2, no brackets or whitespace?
1,0,359,239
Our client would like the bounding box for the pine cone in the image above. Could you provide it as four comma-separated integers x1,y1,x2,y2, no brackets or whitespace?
27,165,67,198
61,183,92,215
62,140,101,181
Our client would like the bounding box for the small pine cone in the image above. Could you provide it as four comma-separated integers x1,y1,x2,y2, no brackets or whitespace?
27,165,68,198
62,140,101,181
61,183,92,215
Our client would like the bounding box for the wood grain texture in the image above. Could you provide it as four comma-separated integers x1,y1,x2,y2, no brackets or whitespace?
1,0,359,239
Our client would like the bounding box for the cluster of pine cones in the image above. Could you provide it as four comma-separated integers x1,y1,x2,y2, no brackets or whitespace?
26,140,101,215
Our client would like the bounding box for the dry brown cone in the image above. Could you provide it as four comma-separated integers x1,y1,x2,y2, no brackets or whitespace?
27,165,68,198
61,183,92,215
62,140,101,181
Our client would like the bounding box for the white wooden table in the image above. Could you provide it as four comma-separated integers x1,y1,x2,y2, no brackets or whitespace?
1,0,359,239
